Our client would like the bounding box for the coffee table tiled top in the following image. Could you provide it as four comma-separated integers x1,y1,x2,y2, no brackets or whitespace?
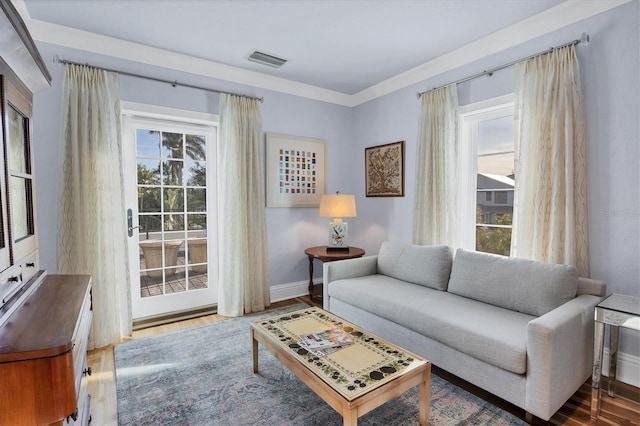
252,307,428,401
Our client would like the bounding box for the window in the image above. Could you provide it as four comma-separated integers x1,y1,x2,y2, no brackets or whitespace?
4,97,37,265
495,191,508,204
8,105,35,243
459,95,515,256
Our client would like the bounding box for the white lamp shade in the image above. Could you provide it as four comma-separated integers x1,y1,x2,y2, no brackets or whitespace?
319,193,357,218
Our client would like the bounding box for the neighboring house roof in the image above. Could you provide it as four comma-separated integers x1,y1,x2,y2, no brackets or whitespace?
477,173,514,190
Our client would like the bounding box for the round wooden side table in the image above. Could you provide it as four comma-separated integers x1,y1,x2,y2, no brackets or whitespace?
304,245,365,304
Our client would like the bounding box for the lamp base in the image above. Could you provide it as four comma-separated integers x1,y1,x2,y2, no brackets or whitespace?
326,246,350,251
327,220,349,250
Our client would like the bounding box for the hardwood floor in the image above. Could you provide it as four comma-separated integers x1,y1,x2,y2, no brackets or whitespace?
86,297,639,425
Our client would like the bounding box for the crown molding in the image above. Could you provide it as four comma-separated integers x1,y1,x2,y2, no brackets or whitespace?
13,0,631,108
26,19,353,106
350,0,632,106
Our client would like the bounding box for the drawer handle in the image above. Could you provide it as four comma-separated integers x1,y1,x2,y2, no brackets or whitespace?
25,262,35,267
83,366,92,376
67,408,78,422
8,276,19,282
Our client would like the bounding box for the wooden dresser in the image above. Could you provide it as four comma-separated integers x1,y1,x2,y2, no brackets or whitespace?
0,273,92,426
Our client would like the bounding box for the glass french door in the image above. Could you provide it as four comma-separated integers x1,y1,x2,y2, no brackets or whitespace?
123,112,218,320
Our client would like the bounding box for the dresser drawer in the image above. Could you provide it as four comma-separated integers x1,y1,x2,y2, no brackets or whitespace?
72,285,93,397
19,250,39,283
0,249,40,308
0,264,23,307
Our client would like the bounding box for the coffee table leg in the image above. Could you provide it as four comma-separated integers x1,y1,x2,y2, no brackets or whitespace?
343,408,357,426
419,369,431,426
251,328,259,373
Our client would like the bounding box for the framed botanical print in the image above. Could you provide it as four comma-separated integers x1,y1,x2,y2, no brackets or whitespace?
365,141,405,197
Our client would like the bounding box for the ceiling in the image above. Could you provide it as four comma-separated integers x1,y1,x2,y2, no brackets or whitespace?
14,0,630,105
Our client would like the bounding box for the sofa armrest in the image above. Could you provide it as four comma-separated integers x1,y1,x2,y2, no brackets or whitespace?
577,277,606,296
322,255,378,310
525,294,604,420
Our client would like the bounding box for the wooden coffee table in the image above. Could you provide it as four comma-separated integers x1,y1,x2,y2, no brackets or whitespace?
251,307,430,425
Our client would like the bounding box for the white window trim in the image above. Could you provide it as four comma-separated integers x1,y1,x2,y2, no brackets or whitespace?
120,101,218,126
458,94,514,251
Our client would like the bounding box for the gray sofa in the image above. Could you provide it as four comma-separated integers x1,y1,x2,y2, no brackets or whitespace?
322,241,606,422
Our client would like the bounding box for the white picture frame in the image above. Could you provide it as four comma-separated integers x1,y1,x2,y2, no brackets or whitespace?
266,133,326,207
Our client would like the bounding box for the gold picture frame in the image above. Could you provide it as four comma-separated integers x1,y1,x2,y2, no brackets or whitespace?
365,141,405,197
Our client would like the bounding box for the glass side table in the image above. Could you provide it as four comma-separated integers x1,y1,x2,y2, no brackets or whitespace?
591,293,640,419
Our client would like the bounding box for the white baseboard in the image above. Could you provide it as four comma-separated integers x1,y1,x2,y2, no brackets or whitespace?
269,281,640,389
270,279,316,303
603,348,640,388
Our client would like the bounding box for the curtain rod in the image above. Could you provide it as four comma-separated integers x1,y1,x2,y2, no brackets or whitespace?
416,32,590,99
55,56,264,103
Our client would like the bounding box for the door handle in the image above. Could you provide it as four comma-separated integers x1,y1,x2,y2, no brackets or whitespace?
127,208,139,237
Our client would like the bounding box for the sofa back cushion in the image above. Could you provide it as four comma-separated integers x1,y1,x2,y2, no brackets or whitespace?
377,241,452,290
448,249,578,316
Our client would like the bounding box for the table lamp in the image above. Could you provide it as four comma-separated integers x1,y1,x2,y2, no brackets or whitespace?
319,191,357,251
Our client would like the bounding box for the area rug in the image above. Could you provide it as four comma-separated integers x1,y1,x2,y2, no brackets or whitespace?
115,304,526,425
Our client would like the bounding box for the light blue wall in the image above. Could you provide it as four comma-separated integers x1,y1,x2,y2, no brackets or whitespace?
31,42,354,291
352,1,639,296
31,4,637,355
352,2,639,354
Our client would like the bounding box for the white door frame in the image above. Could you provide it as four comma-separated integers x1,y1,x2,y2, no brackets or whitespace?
121,102,218,320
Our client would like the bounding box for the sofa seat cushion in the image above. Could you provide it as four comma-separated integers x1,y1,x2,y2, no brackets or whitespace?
448,249,578,317
329,275,534,374
377,241,452,290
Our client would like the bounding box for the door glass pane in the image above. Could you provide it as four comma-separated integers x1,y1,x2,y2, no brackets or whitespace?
187,238,208,277
163,213,184,232
186,188,206,212
185,134,206,160
136,129,160,157
163,188,184,212
187,213,206,231
135,128,210,298
162,160,183,185
138,187,160,213
139,214,161,233
137,159,160,184
162,132,183,158
185,161,206,186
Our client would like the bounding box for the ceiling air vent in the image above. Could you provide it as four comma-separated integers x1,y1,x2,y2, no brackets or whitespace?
248,50,288,68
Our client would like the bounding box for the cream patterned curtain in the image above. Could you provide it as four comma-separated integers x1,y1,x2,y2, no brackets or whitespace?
511,44,590,276
413,85,459,246
218,94,270,317
58,64,132,348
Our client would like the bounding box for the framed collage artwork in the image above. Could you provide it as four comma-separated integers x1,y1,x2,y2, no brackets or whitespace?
266,133,326,207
